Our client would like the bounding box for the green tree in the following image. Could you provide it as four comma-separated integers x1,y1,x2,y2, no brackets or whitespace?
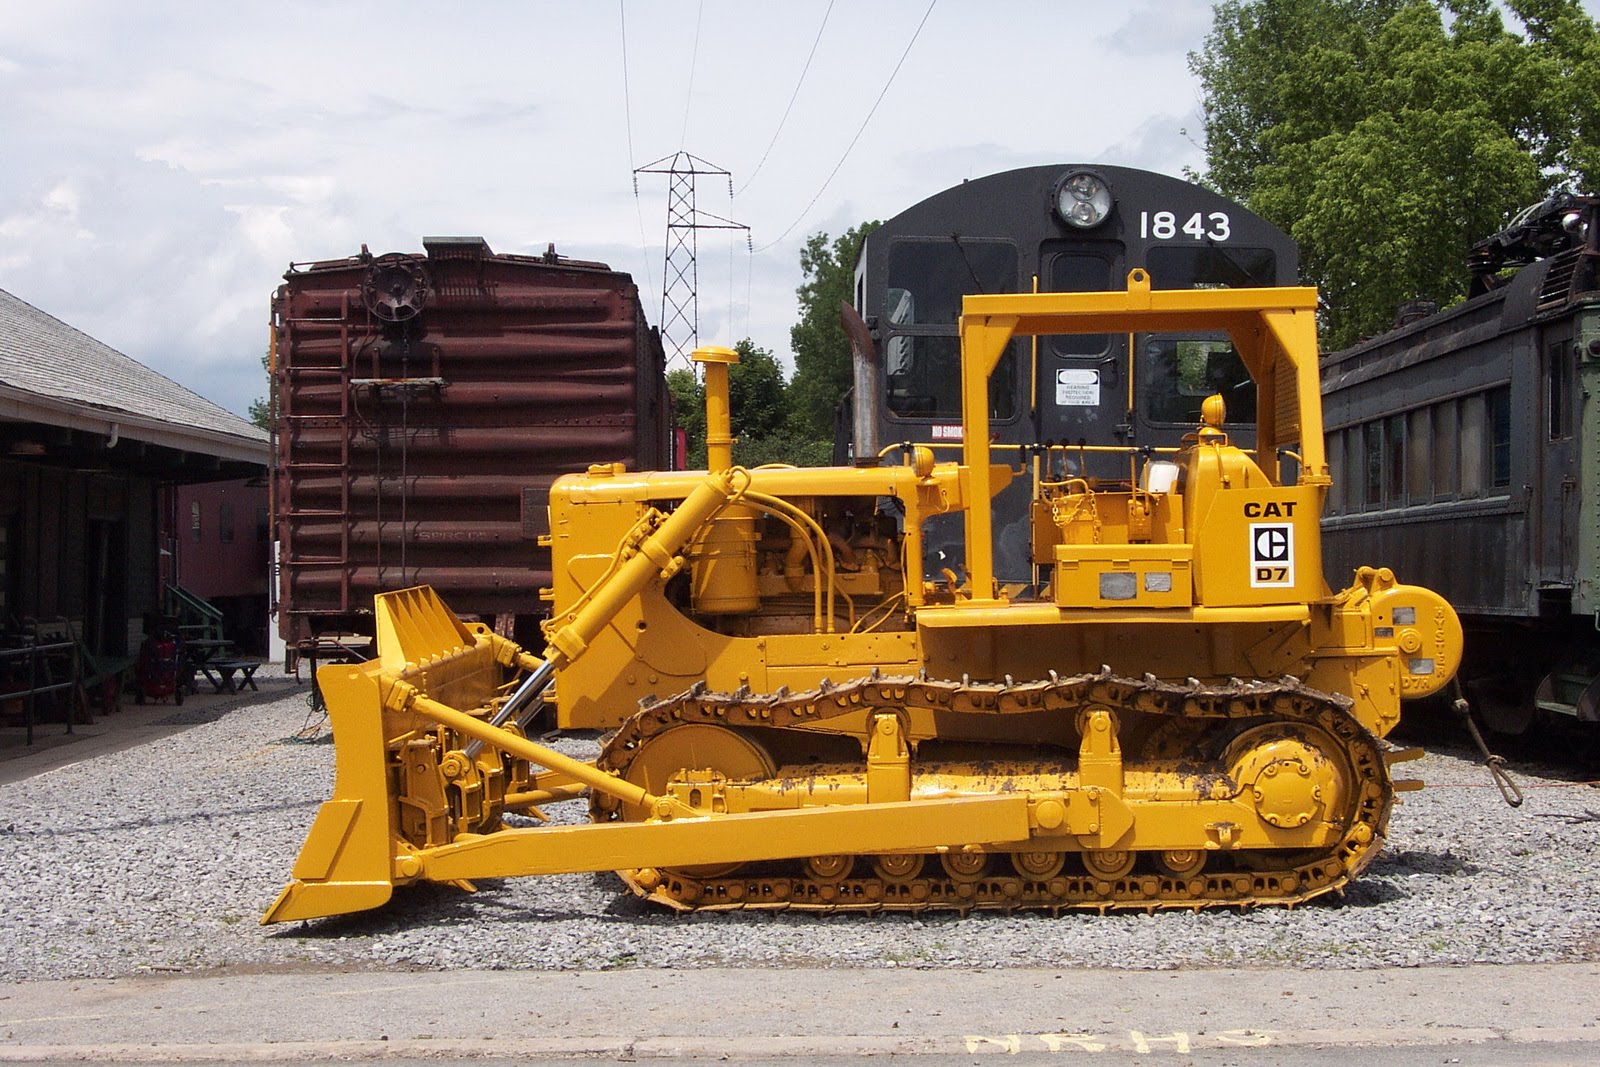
248,350,274,431
727,339,787,443
786,221,880,441
667,365,705,467
666,339,834,468
1192,0,1600,347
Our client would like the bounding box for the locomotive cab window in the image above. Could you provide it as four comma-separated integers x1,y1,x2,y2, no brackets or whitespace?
886,334,1021,420
885,239,1017,325
1145,247,1278,290
1045,251,1115,356
884,238,1020,421
1136,247,1274,428
1140,335,1256,426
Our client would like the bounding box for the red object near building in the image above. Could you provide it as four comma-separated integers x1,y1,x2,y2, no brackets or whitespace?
169,479,271,654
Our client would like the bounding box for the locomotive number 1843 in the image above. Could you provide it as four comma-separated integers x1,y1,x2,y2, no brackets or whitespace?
1140,210,1231,242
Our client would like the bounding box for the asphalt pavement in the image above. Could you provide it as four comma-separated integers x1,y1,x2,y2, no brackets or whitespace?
1,963,1597,1064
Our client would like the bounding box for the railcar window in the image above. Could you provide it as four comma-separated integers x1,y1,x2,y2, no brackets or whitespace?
1141,336,1257,425
1432,401,1458,496
886,239,1017,324
1548,340,1573,440
1046,253,1114,355
1326,430,1345,514
1460,395,1487,494
1407,409,1430,502
1343,426,1363,512
1364,422,1383,506
1145,247,1278,290
1384,414,1405,504
1488,386,1511,488
1341,428,1360,513
219,501,235,544
886,335,1020,420
190,501,201,543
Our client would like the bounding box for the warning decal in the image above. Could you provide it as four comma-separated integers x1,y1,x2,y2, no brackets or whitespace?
1249,522,1294,588
1055,368,1100,406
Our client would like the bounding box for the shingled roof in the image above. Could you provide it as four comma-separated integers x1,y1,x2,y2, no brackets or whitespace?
0,286,267,468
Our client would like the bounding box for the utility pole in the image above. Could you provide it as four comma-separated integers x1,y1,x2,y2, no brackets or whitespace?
636,152,749,366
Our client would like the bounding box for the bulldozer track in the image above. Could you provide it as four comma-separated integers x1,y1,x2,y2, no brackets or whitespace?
590,670,1394,913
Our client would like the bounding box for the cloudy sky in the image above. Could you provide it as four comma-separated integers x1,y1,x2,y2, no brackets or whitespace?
1,1,1588,419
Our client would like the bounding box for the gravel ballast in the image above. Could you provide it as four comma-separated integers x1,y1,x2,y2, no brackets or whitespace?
2,682,1597,980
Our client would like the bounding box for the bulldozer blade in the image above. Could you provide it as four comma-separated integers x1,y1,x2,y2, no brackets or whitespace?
262,660,396,924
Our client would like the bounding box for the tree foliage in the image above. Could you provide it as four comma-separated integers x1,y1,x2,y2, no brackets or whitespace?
666,365,704,465
786,221,880,441
248,350,273,431
1192,0,1600,347
667,339,832,469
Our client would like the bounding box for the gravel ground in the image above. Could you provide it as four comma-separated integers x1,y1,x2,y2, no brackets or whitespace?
2,681,1598,980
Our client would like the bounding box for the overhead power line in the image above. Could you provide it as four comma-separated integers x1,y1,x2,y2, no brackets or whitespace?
618,1,657,307
680,0,706,148
754,0,938,253
736,0,837,197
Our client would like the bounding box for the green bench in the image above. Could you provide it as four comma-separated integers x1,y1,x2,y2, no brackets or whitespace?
198,659,260,694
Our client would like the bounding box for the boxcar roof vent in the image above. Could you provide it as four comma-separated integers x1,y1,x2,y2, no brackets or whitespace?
423,236,493,260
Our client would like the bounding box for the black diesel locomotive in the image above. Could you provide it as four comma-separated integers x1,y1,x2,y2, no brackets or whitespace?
842,163,1300,581
1321,194,1600,733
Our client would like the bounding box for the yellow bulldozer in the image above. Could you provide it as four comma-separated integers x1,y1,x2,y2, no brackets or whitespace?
265,272,1462,923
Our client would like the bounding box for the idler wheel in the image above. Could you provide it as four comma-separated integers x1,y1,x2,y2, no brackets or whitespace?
618,723,776,878
873,853,925,883
1082,850,1135,879
1012,850,1066,879
941,850,989,882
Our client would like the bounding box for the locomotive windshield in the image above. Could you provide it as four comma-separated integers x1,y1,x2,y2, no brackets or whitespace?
1146,246,1278,290
1141,336,1258,425
1139,246,1276,425
884,238,1020,420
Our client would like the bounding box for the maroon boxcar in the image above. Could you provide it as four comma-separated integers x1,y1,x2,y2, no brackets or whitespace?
271,236,669,664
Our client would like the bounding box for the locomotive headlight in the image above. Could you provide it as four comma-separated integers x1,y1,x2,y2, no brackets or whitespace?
1054,170,1113,229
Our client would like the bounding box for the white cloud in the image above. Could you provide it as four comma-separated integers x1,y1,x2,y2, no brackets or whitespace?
1108,1,1215,57
23,0,1532,416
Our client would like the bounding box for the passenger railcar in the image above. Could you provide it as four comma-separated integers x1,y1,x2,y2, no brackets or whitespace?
1321,194,1600,732
844,164,1300,580
271,237,670,664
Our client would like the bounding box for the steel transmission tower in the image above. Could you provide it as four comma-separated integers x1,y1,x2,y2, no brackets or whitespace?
636,152,748,366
